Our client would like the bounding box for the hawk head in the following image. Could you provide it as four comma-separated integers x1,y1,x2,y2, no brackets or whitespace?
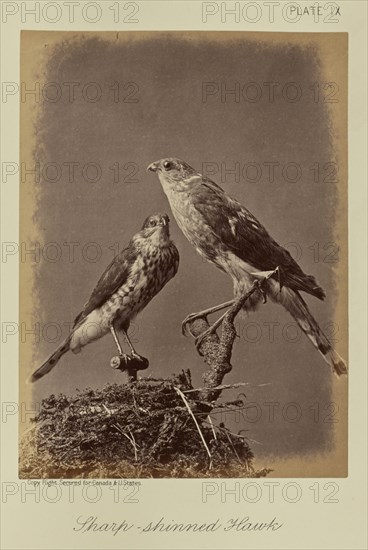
142,213,170,229
140,213,171,240
147,158,198,192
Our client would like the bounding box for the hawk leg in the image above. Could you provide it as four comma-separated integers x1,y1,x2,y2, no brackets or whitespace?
122,329,149,378
250,266,283,295
193,268,282,350
110,324,128,358
275,265,282,292
110,325,148,379
110,324,131,370
182,300,234,335
254,280,268,304
122,329,142,360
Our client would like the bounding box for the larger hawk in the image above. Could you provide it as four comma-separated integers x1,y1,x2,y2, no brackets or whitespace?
148,158,347,376
29,213,179,382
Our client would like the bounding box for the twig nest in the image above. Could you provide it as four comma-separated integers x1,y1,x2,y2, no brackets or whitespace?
19,371,270,479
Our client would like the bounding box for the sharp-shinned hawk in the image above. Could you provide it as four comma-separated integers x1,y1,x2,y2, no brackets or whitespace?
29,213,179,382
148,158,347,376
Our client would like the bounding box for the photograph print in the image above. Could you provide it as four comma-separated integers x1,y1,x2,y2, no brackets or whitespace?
19,31,348,478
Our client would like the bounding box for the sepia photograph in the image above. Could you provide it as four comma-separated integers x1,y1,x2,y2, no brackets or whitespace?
18,30,348,479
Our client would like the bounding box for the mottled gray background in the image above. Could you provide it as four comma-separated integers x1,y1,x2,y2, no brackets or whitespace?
22,32,348,472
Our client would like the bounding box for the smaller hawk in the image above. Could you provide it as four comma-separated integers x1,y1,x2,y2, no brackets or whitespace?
148,158,347,377
29,213,179,383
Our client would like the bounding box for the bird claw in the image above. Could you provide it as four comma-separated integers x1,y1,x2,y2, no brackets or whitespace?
194,335,206,354
182,313,206,336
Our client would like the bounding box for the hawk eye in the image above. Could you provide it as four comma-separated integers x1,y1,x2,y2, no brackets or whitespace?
149,219,156,226
163,161,172,171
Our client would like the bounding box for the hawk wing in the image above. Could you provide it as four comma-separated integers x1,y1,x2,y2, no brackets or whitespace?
73,243,138,327
192,177,325,300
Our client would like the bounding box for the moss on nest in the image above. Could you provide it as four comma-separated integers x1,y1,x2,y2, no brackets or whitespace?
20,370,271,479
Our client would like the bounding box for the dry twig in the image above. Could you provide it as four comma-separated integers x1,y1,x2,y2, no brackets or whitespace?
187,271,278,401
174,386,212,469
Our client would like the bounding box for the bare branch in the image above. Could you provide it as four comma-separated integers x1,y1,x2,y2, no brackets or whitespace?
187,271,277,401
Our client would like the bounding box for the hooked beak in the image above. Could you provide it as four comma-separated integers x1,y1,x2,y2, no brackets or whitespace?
147,162,159,173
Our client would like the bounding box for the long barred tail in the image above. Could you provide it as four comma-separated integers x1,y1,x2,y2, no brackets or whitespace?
27,336,71,383
274,286,347,376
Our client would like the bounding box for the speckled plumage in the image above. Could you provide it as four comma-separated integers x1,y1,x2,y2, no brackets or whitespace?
29,214,179,382
148,158,347,376
71,218,179,352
